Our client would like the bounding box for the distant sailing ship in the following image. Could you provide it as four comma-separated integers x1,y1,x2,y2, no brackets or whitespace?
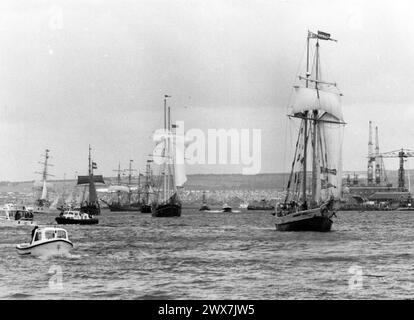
199,191,210,211
140,160,154,213
151,95,187,217
274,30,345,232
76,145,105,216
104,160,140,212
32,149,53,214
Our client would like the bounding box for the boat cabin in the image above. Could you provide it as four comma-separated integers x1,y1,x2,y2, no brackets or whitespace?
60,210,90,219
0,204,33,221
32,227,69,244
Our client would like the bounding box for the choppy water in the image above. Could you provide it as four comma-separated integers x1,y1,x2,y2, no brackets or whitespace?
0,209,413,299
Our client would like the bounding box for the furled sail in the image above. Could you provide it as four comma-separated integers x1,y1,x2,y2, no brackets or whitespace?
291,86,343,121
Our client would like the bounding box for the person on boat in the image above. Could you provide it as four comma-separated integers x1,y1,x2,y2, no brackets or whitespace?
15,211,21,221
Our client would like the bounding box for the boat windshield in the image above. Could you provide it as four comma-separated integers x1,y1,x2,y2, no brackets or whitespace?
45,230,56,240
34,231,42,242
56,230,67,239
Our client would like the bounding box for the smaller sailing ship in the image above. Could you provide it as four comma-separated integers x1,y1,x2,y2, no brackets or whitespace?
151,95,187,217
104,160,140,212
75,145,105,216
274,30,345,232
32,149,53,214
199,191,210,211
140,160,154,213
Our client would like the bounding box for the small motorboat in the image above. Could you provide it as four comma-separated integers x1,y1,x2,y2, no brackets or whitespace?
222,204,232,213
55,210,99,225
16,227,73,256
0,204,36,227
199,204,211,211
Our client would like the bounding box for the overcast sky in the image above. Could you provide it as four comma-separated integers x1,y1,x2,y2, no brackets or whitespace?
1,0,414,181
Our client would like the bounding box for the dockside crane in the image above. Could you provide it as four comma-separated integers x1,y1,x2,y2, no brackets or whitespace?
379,148,414,190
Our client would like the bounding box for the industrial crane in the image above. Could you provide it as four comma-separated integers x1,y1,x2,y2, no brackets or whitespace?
379,148,414,190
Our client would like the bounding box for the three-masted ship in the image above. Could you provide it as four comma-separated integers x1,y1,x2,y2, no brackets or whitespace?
274,30,345,232
76,145,105,216
151,95,187,217
140,160,154,213
104,160,140,212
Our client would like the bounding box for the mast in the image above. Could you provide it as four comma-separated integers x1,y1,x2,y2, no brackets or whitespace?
367,121,374,185
302,32,312,207
113,162,122,203
163,95,171,202
145,160,152,204
35,149,53,201
127,159,135,204
167,106,171,197
311,39,320,205
88,145,97,203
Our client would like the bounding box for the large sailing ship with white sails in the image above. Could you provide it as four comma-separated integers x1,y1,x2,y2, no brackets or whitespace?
104,160,140,212
274,30,345,232
151,95,187,217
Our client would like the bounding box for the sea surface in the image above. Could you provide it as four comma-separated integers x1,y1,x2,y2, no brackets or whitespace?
0,209,413,300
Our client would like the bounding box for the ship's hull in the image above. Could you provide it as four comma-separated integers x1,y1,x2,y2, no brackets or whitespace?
275,208,333,232
0,218,36,227
247,205,275,211
199,204,210,211
152,203,181,217
16,239,73,256
55,216,99,225
140,204,152,213
80,204,101,216
222,207,232,213
107,203,140,212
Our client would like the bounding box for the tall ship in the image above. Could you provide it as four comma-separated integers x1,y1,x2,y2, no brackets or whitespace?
103,160,140,212
32,149,54,214
151,95,187,217
140,160,155,213
76,145,105,216
274,30,345,232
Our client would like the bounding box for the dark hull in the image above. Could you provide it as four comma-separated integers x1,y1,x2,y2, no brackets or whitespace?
275,216,332,232
140,204,152,213
152,203,181,217
199,204,210,211
222,207,232,213
55,217,99,225
247,205,275,211
80,204,101,216
108,203,140,212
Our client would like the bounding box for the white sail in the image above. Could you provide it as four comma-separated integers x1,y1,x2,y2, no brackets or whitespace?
317,113,344,202
108,185,130,193
41,180,48,200
65,192,73,204
173,134,187,187
291,86,343,121
152,130,187,187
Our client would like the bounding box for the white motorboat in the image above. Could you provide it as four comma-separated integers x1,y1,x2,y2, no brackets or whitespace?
16,227,73,256
0,204,36,227
55,210,99,225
